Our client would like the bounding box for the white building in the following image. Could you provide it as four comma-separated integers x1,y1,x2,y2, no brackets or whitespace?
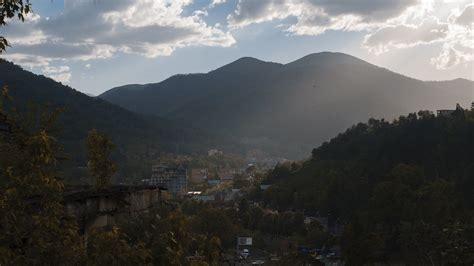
150,165,187,195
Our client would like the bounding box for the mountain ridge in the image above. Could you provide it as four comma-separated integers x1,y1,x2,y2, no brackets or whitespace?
101,52,472,93
98,52,474,157
0,60,208,181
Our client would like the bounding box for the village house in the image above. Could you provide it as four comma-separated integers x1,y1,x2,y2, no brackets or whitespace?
190,168,208,183
218,170,234,181
207,149,223,156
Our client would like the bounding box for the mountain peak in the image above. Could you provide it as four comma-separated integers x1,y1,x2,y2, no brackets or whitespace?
285,52,370,69
233,56,266,64
210,56,282,75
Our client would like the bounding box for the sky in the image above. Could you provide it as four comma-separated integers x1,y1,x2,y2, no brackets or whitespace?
1,0,473,95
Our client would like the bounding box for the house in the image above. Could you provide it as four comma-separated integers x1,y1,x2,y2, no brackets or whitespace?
193,195,215,202
190,168,208,183
207,179,221,187
216,188,242,202
437,103,463,117
437,109,455,117
207,149,223,156
150,164,187,195
218,170,234,181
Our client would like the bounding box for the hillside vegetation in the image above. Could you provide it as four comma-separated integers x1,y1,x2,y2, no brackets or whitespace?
256,109,474,264
0,60,207,182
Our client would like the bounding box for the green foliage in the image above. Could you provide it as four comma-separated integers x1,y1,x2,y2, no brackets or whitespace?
0,94,173,264
86,226,151,265
119,204,226,265
258,111,474,265
0,94,84,264
87,129,116,189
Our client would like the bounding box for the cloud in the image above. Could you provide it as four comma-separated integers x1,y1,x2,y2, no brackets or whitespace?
228,0,473,69
364,18,449,54
306,0,420,21
42,65,72,83
364,3,474,69
453,4,473,27
3,0,235,80
228,0,420,30
209,0,227,8
431,5,474,69
228,0,299,28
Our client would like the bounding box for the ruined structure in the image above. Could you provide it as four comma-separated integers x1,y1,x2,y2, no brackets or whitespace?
64,185,165,235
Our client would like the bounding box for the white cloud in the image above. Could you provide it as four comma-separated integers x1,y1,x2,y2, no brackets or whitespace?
48,72,72,83
228,0,421,30
365,3,474,69
42,65,72,83
431,5,474,70
43,65,70,74
3,0,236,80
209,0,227,8
364,18,449,54
228,0,473,69
228,0,300,29
452,4,473,28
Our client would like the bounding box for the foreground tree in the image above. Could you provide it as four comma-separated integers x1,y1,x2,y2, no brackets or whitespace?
86,226,151,265
87,129,116,189
0,0,31,52
0,89,84,264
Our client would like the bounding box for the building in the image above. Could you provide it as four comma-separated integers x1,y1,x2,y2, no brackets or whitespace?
190,168,208,183
207,179,221,187
215,188,242,202
437,103,463,117
150,164,187,195
218,170,234,181
437,109,455,117
208,149,223,156
193,194,215,202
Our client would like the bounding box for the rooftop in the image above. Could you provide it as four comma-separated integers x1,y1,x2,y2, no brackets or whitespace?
63,185,166,202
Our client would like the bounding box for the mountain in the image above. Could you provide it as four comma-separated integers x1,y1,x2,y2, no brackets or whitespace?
100,52,474,158
426,78,474,102
0,60,206,182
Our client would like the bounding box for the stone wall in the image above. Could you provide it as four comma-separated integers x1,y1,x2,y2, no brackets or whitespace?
64,186,163,235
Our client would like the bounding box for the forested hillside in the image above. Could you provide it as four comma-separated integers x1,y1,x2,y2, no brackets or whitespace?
256,109,474,264
0,60,207,182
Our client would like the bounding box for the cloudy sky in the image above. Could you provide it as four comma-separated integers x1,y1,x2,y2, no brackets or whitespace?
1,0,473,95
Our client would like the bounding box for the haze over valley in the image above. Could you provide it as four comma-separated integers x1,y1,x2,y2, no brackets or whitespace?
100,52,473,157
1,0,473,265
